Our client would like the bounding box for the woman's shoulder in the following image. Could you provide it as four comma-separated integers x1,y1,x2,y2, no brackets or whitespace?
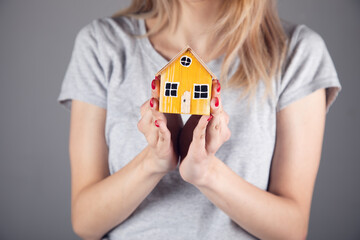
281,20,328,61
277,20,341,112
74,16,142,49
281,20,327,56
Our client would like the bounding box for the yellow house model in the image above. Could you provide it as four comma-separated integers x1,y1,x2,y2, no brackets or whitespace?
156,46,216,115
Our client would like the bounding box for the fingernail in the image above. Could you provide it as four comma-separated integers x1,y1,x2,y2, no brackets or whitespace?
151,79,156,90
150,98,154,108
207,115,213,122
217,80,221,93
155,75,160,80
155,120,160,127
215,97,219,107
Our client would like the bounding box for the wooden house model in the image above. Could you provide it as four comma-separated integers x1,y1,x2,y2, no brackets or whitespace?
156,46,216,115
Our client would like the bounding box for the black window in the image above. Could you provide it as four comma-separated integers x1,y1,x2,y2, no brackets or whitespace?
193,84,209,99
164,82,179,97
180,56,192,67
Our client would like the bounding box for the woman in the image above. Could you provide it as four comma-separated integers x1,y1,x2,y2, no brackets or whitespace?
58,0,341,239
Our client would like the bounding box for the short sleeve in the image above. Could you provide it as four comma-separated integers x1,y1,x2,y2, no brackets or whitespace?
57,21,107,111
277,25,341,112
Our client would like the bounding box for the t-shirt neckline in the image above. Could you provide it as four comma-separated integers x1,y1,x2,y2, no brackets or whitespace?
137,18,223,75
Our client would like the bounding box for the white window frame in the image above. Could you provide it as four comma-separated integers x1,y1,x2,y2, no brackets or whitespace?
164,82,179,97
180,56,192,67
193,84,209,99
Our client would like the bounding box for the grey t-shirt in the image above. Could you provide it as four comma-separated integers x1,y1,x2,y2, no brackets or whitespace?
57,16,341,239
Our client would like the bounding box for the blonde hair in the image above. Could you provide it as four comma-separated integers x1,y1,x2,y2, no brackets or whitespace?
114,0,287,97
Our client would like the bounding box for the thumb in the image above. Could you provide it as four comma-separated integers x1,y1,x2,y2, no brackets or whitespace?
155,119,171,144
192,115,212,148
210,96,221,117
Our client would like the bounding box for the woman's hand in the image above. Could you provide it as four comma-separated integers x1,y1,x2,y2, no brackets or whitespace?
179,79,231,186
137,77,182,174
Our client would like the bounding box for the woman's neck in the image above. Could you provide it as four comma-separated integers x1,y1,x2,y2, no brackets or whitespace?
146,0,223,63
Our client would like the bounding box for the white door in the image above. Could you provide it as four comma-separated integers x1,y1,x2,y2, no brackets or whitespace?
181,91,191,114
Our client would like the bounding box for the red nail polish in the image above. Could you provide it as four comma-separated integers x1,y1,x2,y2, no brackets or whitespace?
151,79,156,90
150,98,154,108
217,80,221,93
155,75,160,80
215,97,219,107
155,120,160,127
207,115,213,122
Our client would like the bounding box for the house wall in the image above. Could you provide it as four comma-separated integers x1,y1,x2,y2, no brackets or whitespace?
159,50,212,115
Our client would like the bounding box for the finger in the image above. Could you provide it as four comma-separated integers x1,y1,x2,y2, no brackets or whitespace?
150,98,167,121
137,108,153,134
151,75,161,99
192,115,211,148
210,95,222,117
146,121,159,147
223,127,231,142
222,110,230,125
149,97,158,111
218,117,231,142
221,111,231,140
207,104,228,151
207,112,221,146
141,96,162,118
155,119,171,144
140,99,151,117
207,112,220,132
212,79,221,98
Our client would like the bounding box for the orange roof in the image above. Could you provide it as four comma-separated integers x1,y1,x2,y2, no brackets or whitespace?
156,45,217,79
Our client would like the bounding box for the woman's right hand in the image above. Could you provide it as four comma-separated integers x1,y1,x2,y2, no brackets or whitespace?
137,77,182,174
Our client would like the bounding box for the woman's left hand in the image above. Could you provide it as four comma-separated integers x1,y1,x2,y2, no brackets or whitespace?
179,80,231,186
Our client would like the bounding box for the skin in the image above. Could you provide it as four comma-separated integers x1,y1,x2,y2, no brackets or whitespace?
69,0,326,239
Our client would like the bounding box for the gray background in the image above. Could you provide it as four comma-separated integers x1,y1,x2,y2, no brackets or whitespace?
0,0,359,239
